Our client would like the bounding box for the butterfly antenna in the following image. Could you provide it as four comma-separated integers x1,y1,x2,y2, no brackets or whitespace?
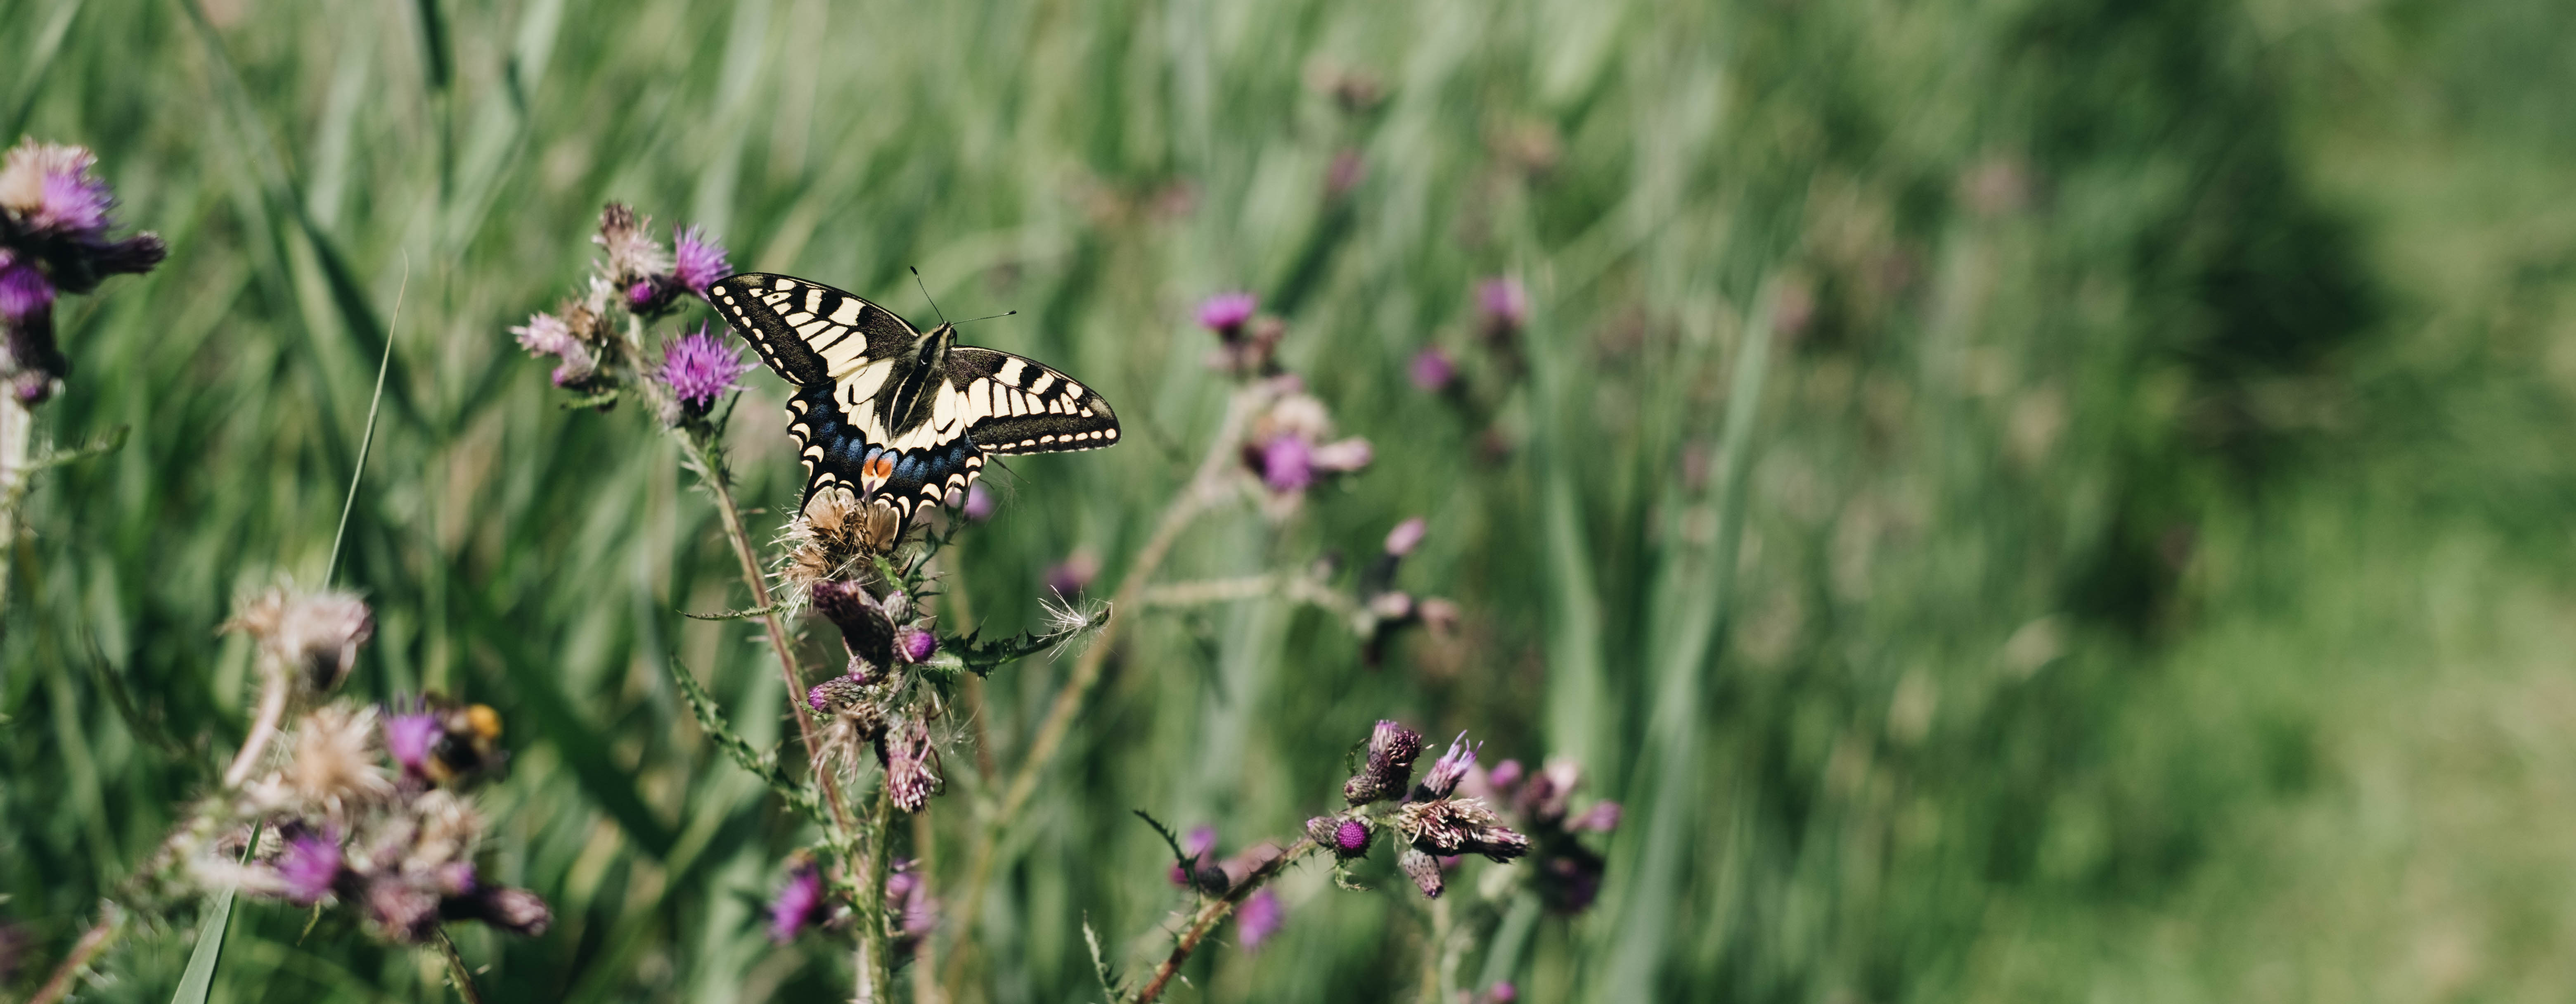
954,310,1018,328
911,266,949,325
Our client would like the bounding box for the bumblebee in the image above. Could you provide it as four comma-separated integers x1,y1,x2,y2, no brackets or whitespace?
428,700,506,783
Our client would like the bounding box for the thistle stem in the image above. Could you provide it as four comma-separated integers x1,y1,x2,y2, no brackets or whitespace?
857,785,895,1004
678,428,852,832
27,902,121,1004
910,807,943,1004
942,388,1253,995
220,667,291,789
1133,838,1318,1004
433,928,484,1004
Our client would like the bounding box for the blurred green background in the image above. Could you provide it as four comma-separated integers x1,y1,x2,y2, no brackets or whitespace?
8,0,2576,1000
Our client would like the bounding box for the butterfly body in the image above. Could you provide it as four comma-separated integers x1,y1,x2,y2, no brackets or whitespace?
708,273,1120,528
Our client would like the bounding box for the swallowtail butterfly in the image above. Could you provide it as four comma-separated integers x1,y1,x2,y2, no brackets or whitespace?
707,273,1121,531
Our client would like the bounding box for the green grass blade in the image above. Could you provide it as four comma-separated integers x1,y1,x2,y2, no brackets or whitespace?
168,887,236,1004
326,264,402,584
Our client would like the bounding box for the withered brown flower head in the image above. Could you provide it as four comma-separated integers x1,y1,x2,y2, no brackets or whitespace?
228,585,374,694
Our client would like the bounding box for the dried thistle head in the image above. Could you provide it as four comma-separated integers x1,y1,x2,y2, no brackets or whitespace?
593,202,672,287
255,703,394,818
1395,796,1529,862
878,717,943,813
777,488,903,603
227,584,374,695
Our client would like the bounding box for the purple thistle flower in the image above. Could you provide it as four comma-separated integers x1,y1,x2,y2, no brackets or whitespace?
879,719,942,812
1344,720,1425,805
655,324,751,414
1419,732,1477,799
382,707,443,781
1568,801,1623,833
1408,346,1456,391
275,834,345,905
1384,517,1427,558
672,226,731,295
1045,548,1100,597
1236,888,1284,951
895,626,937,665
0,256,54,321
0,141,111,238
962,482,997,522
1477,278,1528,331
447,885,552,936
769,862,827,943
1170,825,1219,885
626,279,662,311
510,311,597,386
1258,435,1314,493
1198,292,1257,334
1486,759,1524,793
1481,983,1519,1004
1335,819,1370,855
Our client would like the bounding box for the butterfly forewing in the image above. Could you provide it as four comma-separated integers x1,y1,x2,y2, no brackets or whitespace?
946,348,1122,455
706,273,1120,528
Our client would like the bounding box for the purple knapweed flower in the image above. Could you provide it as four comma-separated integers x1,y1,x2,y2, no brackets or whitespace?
1197,292,1257,334
672,225,730,296
1418,732,1477,799
275,833,345,905
655,324,751,415
1477,277,1527,333
768,861,827,942
1409,346,1455,391
1237,888,1284,950
382,706,443,781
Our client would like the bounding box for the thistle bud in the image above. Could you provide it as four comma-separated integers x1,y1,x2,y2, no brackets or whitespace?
1399,848,1444,899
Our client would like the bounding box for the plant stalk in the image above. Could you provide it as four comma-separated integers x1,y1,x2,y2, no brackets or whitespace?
1133,838,1318,1004
28,902,122,1004
679,428,852,831
433,928,484,1004
941,387,1253,994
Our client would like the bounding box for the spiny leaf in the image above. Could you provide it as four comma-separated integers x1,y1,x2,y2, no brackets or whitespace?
679,600,789,622
668,657,824,824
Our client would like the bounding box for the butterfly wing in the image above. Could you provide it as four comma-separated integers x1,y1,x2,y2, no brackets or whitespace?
945,347,1122,455
708,273,930,511
706,273,1122,527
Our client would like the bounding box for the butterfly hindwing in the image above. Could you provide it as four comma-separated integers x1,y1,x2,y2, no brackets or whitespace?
946,347,1122,455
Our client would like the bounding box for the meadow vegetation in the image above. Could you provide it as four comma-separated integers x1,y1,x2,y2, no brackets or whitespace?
7,0,2576,1000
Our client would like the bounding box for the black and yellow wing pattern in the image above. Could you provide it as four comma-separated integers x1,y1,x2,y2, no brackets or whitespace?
707,273,1120,527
